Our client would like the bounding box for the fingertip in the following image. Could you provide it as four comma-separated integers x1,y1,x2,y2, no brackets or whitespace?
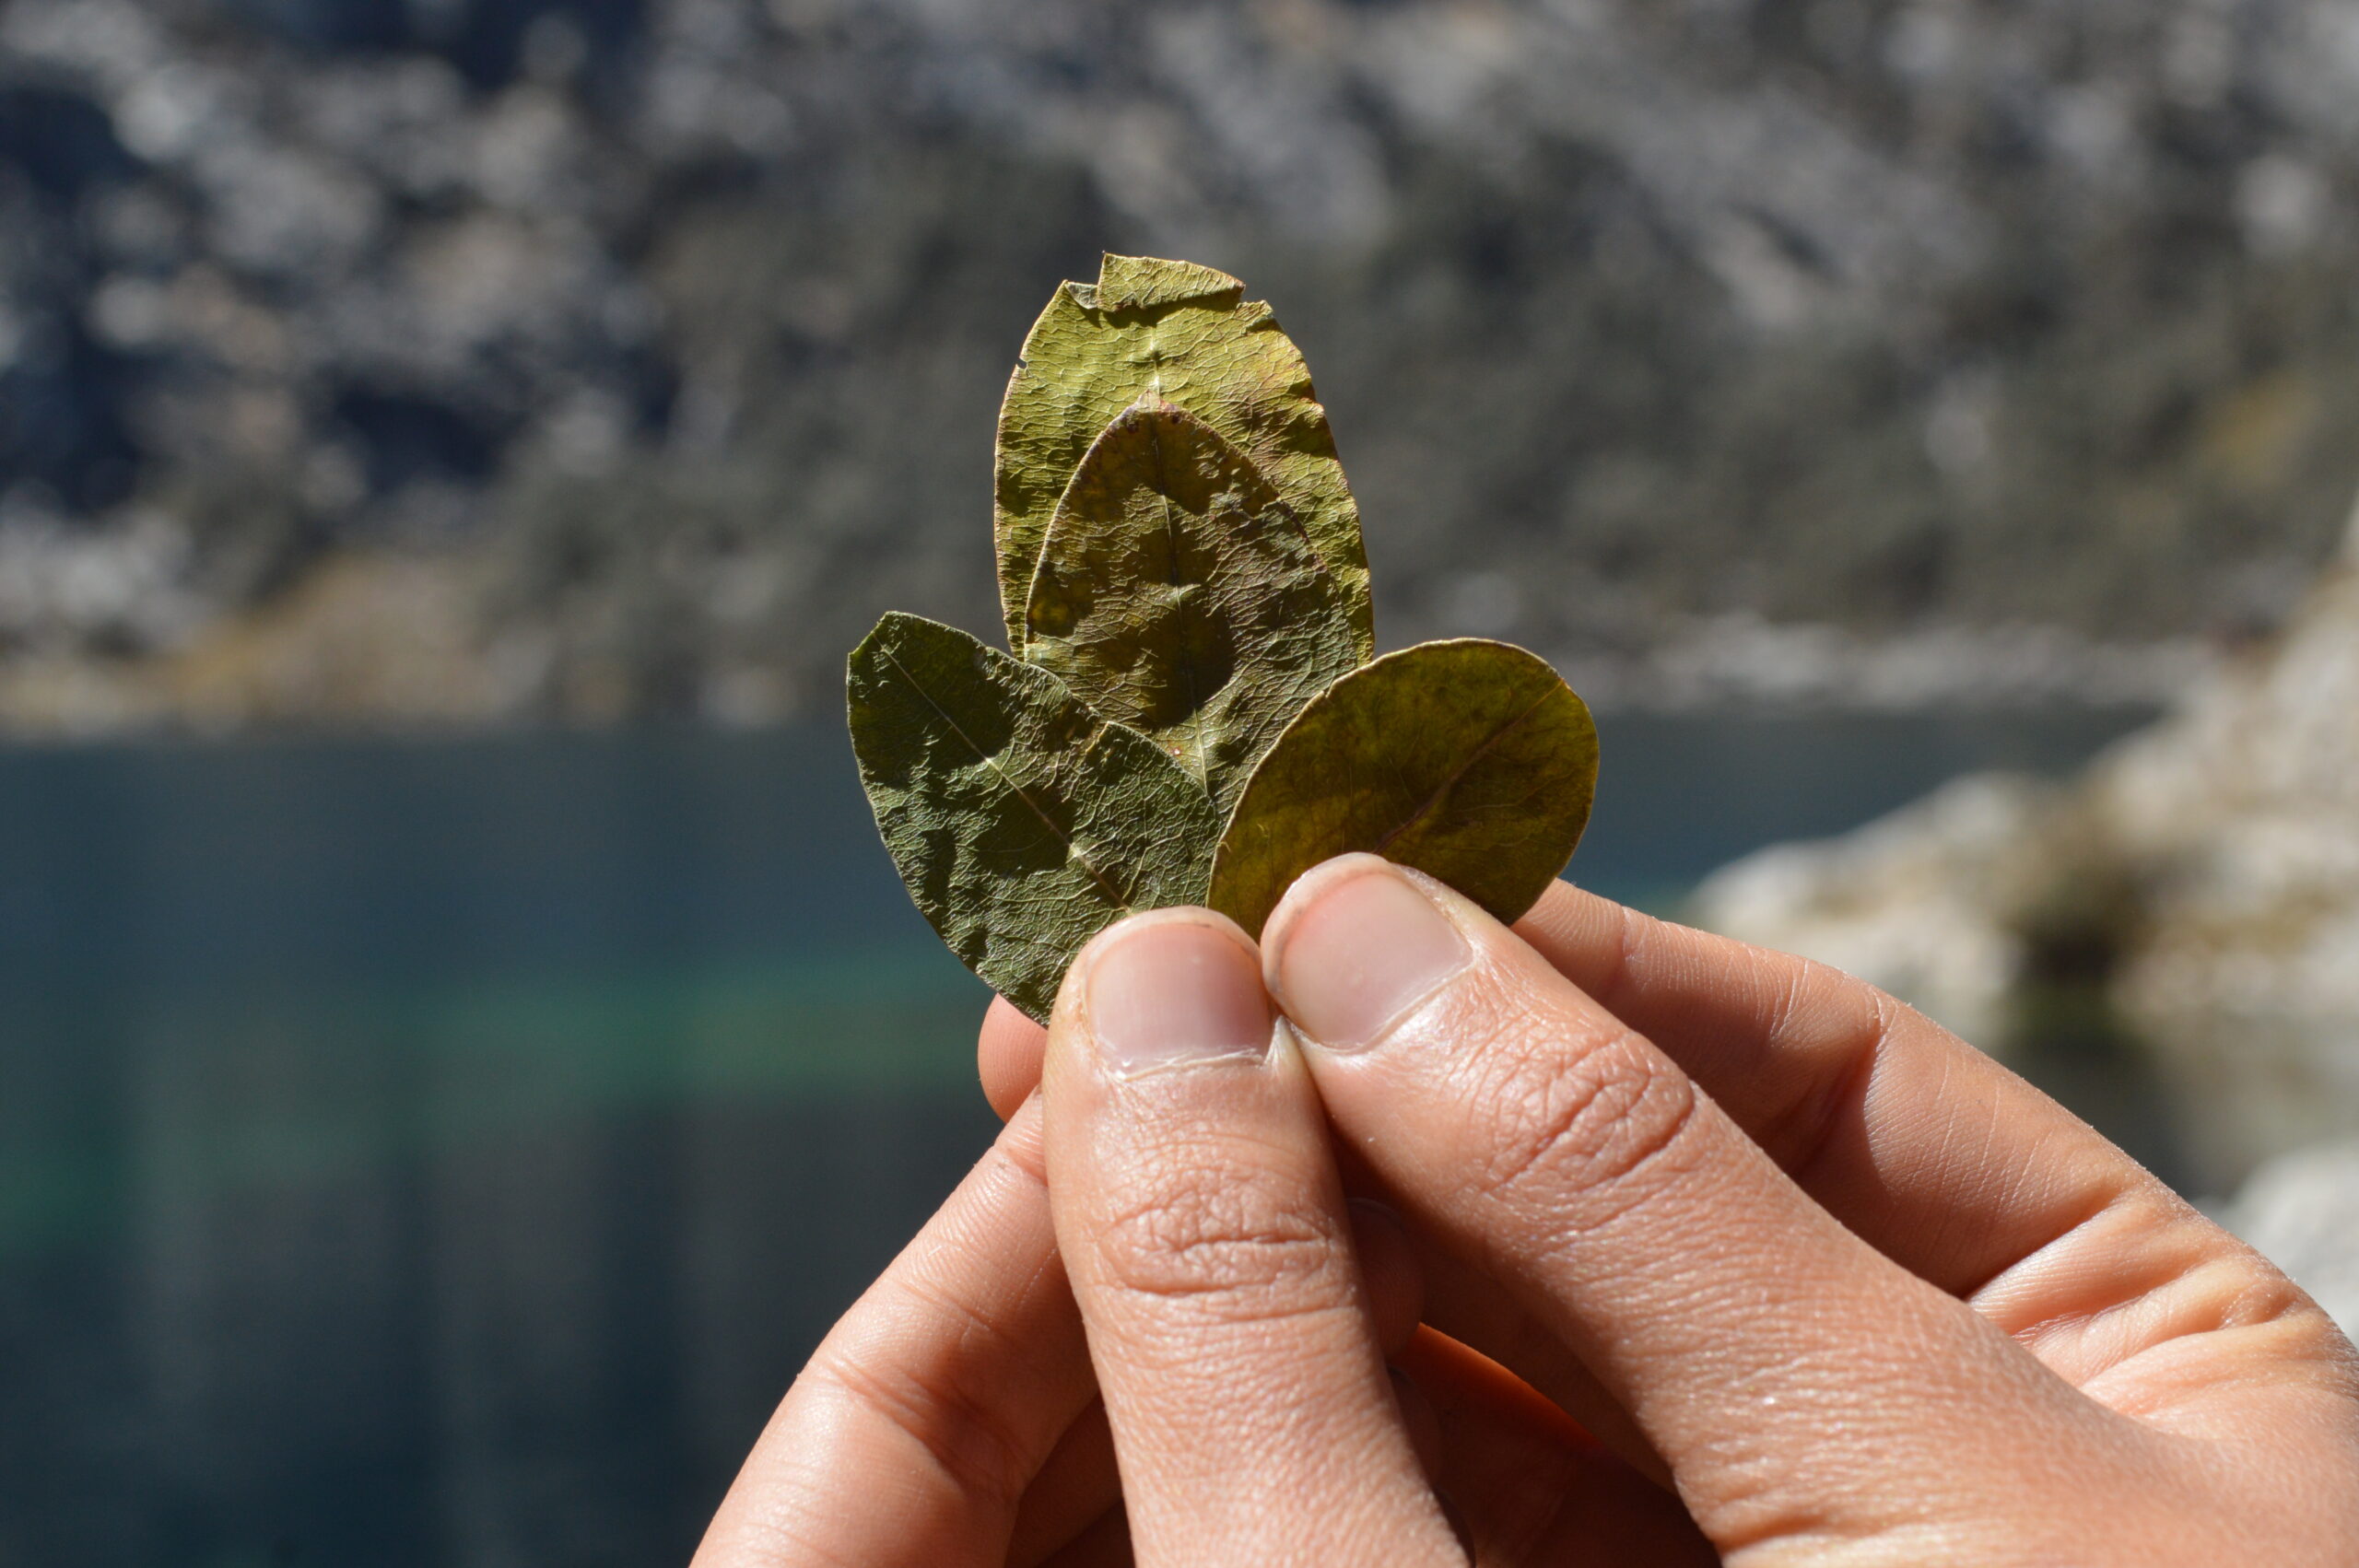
1260,857,1478,1054
1259,852,1398,978
978,995,1049,1121
1046,907,1268,1087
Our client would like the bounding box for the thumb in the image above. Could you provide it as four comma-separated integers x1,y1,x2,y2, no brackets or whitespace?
1041,907,1463,1567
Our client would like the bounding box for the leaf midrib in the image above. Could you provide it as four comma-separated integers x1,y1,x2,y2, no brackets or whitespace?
1373,680,1556,858
1143,413,1214,795
879,641,1132,910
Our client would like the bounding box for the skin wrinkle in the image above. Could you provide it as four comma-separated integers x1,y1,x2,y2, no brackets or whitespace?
1089,1296,1383,1391
1085,1184,1341,1311
1074,1043,1364,1323
704,1096,1087,1568
1525,893,2097,1307
1300,879,2211,1552
1532,897,1906,1182
1518,889,2354,1485
804,1341,1041,1522
1048,1031,1462,1568
1773,980,1896,1201
2008,1217,2317,1383
1471,1021,1707,1240
787,1170,1074,1534
1420,942,1709,1246
1532,886,1638,1012
1966,1177,2136,1315
1754,948,1817,1067
1931,1112,2051,1303
1415,952,2028,1509
1895,1042,1981,1270
2111,1255,2308,1350
2086,1318,2359,1432
885,1261,1049,1391
740,1511,865,1568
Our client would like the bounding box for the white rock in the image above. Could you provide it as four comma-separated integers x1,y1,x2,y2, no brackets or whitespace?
1689,773,2057,1049
1686,534,2359,1190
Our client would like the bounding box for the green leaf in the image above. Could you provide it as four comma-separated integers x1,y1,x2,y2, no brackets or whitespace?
1207,639,1599,940
996,253,1373,660
1025,398,1362,814
847,612,1221,1023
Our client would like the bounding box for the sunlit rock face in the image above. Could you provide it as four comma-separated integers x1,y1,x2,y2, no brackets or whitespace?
6,0,2359,726
1692,772,2057,1050
2097,522,2359,1185
1690,514,2359,1193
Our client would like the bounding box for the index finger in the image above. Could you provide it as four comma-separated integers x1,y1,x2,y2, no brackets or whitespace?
980,995,1050,1122
693,1098,1097,1568
1512,879,2146,1298
1508,880,2303,1405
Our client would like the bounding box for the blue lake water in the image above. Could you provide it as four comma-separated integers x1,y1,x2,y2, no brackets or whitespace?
0,709,2155,1566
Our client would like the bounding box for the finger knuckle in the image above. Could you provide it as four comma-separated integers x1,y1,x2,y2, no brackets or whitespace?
1462,985,1702,1219
1088,1159,1345,1324
804,1339,1033,1514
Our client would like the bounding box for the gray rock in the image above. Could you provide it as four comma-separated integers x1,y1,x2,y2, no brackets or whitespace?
1691,773,2060,1047
1688,512,2359,1191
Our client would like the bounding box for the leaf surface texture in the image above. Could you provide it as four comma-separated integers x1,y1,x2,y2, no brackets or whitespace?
1026,399,1360,813
995,253,1372,657
1208,638,1598,939
848,612,1218,1021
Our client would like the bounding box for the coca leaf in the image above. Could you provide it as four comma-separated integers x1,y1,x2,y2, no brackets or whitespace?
1025,399,1360,813
848,612,1219,1021
1208,639,1599,939
995,253,1372,658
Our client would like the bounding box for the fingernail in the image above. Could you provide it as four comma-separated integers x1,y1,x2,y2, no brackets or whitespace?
1085,916,1272,1077
1270,864,1471,1051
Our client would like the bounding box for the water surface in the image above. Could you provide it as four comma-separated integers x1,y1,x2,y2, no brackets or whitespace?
0,709,2153,1566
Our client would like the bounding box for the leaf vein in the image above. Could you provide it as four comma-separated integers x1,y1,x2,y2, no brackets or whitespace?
877,642,1130,910
1372,683,1557,858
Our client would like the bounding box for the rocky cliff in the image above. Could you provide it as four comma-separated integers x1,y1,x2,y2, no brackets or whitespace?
6,0,2359,728
1695,504,2359,1192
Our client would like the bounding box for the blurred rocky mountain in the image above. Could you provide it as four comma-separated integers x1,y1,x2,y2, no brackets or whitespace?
5,0,2359,729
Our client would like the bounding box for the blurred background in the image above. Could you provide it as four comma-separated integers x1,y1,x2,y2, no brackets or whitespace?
2,0,2357,1562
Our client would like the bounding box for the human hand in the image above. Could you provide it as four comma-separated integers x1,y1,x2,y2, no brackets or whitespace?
972,855,2359,1563
700,856,2359,1564
689,891,1707,1565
